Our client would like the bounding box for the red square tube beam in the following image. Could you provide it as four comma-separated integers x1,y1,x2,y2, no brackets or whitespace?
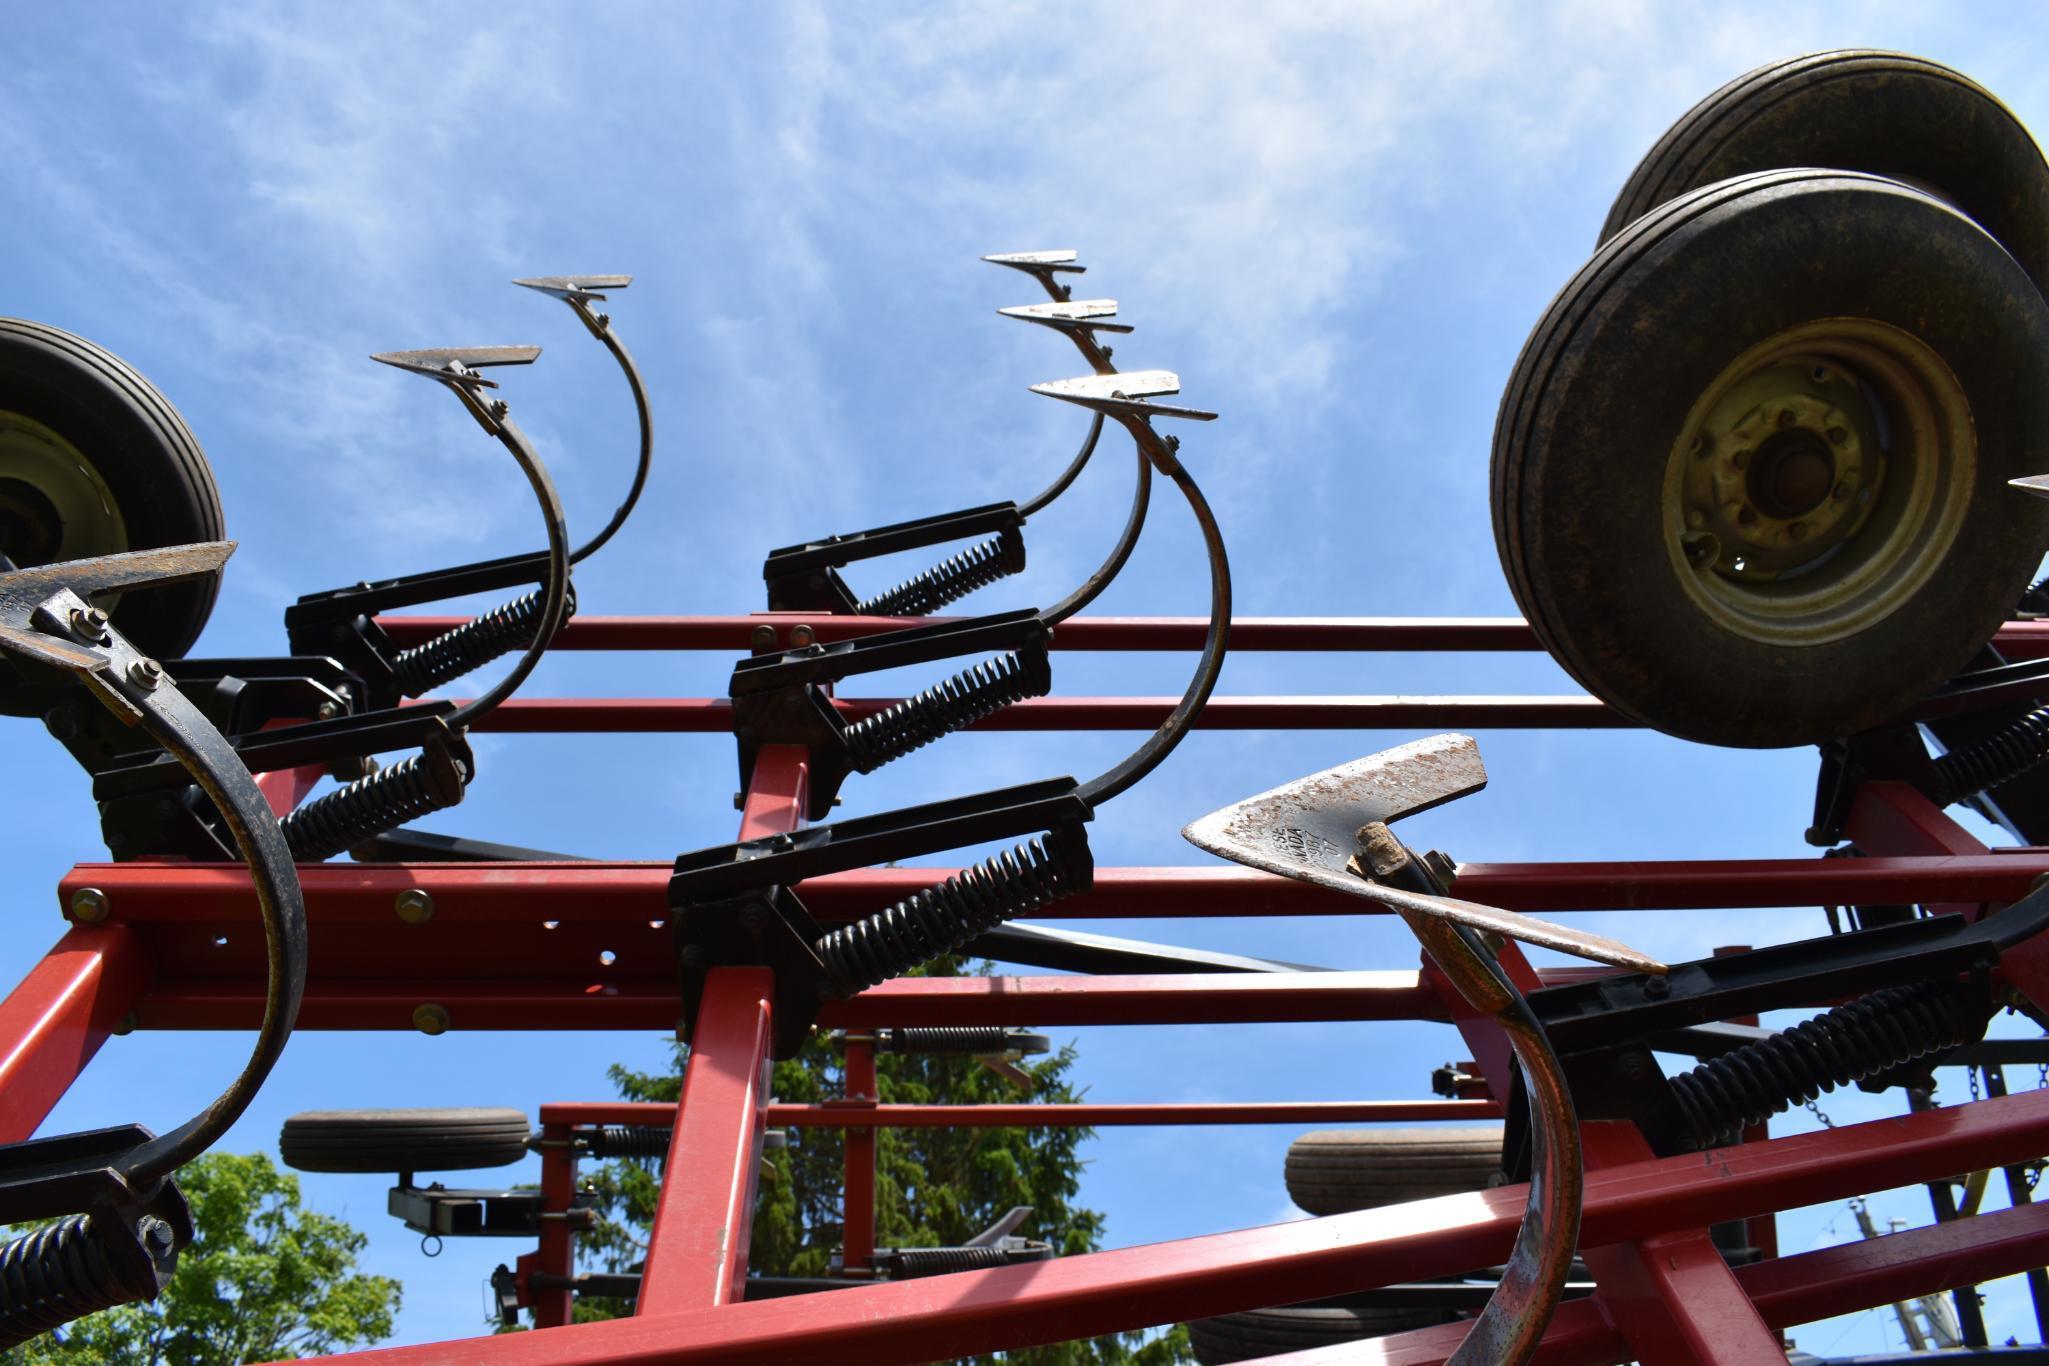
635,745,808,1314
288,1085,2049,1366
537,1099,1501,1128
462,694,1629,733
60,853,2049,929
1258,1197,2049,1365
373,612,2049,659
0,925,149,1143
840,1037,877,1274
633,965,775,1314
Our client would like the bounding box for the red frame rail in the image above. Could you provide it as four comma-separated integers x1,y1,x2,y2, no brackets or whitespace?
3,610,2045,1363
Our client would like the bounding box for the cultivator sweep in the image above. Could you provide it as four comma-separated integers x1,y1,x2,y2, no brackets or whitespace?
6,46,2049,1365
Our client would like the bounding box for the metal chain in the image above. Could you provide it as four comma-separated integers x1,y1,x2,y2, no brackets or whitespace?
1969,1067,1983,1103
1806,1099,1836,1129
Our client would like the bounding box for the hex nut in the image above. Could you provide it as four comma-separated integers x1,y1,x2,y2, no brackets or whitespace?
69,887,110,923
413,1003,451,1036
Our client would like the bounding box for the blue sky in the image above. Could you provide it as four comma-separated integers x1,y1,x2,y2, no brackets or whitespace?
4,2,2048,1355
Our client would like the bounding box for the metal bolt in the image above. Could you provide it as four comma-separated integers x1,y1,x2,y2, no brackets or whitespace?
126,658,163,691
316,700,342,721
412,1003,451,1036
1643,975,1671,997
1828,426,1849,446
1777,408,1796,428
395,888,435,925
490,400,509,419
42,705,78,743
750,624,776,651
69,887,110,923
139,1217,176,1256
68,606,109,640
790,624,816,648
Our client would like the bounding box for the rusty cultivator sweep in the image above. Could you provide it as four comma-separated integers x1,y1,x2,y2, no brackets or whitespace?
8,48,2049,1366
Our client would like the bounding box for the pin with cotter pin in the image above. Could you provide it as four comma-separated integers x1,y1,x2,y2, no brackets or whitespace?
1184,733,1666,1366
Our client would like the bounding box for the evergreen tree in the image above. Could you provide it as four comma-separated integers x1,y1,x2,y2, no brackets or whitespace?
576,959,1190,1362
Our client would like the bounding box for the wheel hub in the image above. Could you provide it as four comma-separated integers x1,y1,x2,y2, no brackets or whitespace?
0,408,128,570
0,476,61,566
1663,319,1976,647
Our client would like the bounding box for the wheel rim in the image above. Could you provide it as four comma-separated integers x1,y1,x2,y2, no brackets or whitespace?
0,408,129,568
1661,318,1975,646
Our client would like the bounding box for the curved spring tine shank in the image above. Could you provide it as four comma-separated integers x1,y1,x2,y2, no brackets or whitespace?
1030,370,1230,806
1403,910,1582,1366
369,350,572,730
0,546,307,1187
513,275,653,564
1002,299,1121,519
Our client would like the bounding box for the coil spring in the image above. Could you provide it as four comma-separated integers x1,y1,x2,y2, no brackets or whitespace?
855,529,1025,618
818,830,1090,993
0,1214,167,1350
889,1246,1014,1278
281,749,469,862
390,582,578,697
842,650,1052,774
1668,979,1990,1150
882,1026,1016,1055
585,1125,671,1161
1929,704,2049,807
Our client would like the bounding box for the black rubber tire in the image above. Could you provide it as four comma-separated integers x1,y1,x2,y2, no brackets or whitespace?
1599,51,2049,299
1189,1305,1458,1365
1494,169,2049,748
0,318,224,659
279,1107,532,1174
1284,1126,1503,1217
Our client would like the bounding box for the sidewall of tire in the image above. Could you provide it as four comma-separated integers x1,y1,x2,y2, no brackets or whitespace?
0,320,223,659
1497,171,2049,747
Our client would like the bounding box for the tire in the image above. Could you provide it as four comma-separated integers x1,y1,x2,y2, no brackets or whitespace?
1189,1305,1458,1365
0,318,224,659
1494,170,2049,748
279,1107,532,1174
1284,1126,1503,1217
1599,51,2049,298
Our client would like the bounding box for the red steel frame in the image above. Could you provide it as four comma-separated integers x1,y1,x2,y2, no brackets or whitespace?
7,610,2049,1362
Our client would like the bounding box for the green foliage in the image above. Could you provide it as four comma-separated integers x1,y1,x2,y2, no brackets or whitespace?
2,1151,400,1366
578,958,1190,1363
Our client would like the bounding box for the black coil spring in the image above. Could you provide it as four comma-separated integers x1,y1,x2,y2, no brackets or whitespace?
842,650,1051,774
889,1246,1012,1279
1668,979,1990,1150
882,1026,1016,1055
281,750,469,862
1929,704,2049,807
818,832,1089,993
585,1125,671,1161
0,1215,163,1350
390,582,577,697
855,529,1025,618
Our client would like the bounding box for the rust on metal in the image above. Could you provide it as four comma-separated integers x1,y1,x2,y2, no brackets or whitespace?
1183,734,1665,972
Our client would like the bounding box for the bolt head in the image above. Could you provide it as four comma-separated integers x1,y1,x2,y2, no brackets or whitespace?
316,700,342,721
412,1003,451,1035
69,887,110,923
789,624,816,648
750,624,776,651
126,658,163,690
394,888,435,925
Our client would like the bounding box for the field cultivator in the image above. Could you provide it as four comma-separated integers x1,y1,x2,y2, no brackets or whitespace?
5,48,2049,1365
